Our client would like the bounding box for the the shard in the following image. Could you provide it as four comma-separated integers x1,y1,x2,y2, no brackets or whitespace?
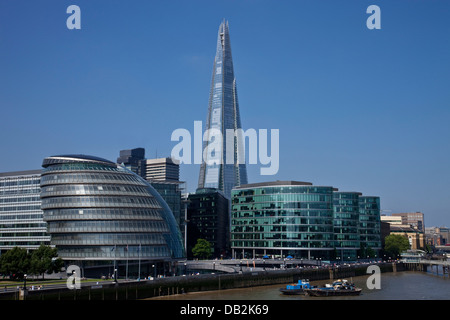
198,20,248,198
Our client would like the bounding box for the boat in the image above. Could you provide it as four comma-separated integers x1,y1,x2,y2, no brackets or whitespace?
280,279,315,295
304,279,362,297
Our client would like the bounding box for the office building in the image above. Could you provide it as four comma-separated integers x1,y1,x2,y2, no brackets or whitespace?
150,180,184,237
116,148,145,177
380,215,403,226
143,157,179,182
425,226,450,246
230,181,335,260
333,192,361,261
187,188,229,259
198,20,248,199
40,154,184,277
392,212,425,232
0,170,50,254
359,196,382,255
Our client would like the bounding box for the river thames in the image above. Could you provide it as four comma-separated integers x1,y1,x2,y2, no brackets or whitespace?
149,270,449,300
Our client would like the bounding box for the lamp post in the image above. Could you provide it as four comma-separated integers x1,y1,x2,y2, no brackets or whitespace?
23,274,27,290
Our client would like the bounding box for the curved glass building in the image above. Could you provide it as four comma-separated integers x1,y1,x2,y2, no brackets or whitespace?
231,181,335,260
40,155,184,277
333,192,361,261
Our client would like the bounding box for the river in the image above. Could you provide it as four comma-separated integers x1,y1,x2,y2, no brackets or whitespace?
149,270,450,300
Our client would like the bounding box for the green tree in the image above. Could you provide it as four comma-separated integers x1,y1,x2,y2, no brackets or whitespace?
0,247,31,279
30,244,64,280
192,239,212,260
384,234,410,258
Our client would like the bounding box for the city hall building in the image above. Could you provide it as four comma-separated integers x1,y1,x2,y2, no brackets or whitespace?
40,155,185,278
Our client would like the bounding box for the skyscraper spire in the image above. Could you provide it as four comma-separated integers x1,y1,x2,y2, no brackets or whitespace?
198,20,248,198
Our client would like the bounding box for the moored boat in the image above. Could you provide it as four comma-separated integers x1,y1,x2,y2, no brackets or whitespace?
280,279,314,295
304,279,362,297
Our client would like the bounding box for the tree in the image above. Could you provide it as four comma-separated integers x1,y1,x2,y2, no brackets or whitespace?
192,239,212,260
0,247,31,279
384,234,410,259
30,244,64,280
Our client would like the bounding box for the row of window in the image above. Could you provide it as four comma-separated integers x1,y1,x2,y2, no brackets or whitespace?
41,195,160,209
0,187,40,196
57,245,170,259
41,184,151,197
0,205,41,212
231,217,332,225
40,172,144,186
234,203,333,210
44,208,163,219
42,163,121,173
231,240,335,249
47,220,169,233
0,178,40,188
233,194,333,204
0,232,49,238
51,233,167,246
0,195,41,203
232,211,333,219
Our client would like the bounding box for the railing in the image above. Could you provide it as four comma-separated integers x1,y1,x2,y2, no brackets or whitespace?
419,259,450,266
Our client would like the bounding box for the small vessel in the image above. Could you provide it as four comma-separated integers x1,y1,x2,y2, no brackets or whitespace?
304,279,362,297
280,279,314,295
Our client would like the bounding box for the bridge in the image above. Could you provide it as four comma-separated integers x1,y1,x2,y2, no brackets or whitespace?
401,256,450,275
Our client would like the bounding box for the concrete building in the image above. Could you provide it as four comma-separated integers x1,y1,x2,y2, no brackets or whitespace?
392,212,425,232
143,157,179,182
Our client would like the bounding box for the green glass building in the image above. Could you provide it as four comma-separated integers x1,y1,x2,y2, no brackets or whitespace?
359,196,382,256
231,181,335,260
333,192,361,261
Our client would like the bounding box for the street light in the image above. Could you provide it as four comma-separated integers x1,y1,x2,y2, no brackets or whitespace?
23,274,27,290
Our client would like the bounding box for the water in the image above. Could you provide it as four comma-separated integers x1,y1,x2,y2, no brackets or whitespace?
149,271,450,300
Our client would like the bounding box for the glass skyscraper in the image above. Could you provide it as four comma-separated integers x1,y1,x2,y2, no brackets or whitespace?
198,20,248,199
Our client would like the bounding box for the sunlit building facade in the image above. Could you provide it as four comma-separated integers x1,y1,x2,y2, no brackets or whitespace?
333,191,361,261
231,181,335,260
198,20,248,199
40,155,184,277
0,170,50,254
359,196,382,255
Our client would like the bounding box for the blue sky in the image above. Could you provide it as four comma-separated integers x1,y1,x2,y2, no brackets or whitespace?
1,0,449,226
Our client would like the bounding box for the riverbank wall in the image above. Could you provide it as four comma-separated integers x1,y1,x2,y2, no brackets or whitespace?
4,262,405,300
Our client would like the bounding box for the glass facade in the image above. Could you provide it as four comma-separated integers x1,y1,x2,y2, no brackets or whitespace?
333,192,361,260
359,196,382,254
230,181,335,260
0,170,50,253
198,20,248,199
40,155,184,263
